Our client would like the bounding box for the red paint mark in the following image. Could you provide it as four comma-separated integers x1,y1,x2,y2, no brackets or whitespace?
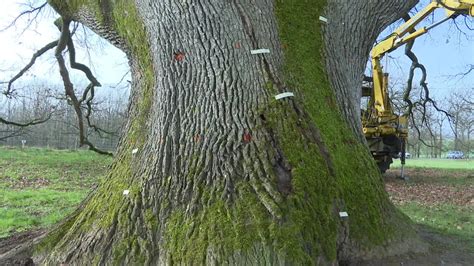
174,52,185,62
235,42,241,49
243,132,252,143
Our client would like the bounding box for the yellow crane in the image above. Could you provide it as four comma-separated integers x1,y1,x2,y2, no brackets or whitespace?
362,0,474,174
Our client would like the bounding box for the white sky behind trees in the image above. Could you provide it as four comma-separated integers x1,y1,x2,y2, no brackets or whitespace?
0,0,472,105
0,0,130,99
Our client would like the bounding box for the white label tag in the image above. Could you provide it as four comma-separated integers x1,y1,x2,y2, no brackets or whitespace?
251,49,270,55
339,211,349,218
275,92,294,100
319,16,328,23
123,190,130,195
132,148,138,154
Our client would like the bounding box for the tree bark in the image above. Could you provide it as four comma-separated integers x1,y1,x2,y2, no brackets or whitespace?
34,0,424,264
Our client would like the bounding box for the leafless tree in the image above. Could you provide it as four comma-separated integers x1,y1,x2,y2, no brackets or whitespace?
446,88,474,156
0,2,126,155
0,82,127,150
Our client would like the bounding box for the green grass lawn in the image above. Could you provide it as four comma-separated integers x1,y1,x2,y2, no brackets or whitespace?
0,189,85,237
0,146,112,237
391,158,474,170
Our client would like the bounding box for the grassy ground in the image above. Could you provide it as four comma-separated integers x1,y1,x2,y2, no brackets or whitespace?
0,146,112,238
391,158,474,170
385,167,474,252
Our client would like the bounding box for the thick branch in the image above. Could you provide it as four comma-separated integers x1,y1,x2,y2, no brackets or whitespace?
66,33,101,88
54,18,112,156
0,113,52,127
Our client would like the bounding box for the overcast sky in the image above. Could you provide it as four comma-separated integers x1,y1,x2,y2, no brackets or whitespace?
0,0,129,89
0,0,473,101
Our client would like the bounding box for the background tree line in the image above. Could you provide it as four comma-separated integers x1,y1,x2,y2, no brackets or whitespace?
0,81,128,152
390,86,473,158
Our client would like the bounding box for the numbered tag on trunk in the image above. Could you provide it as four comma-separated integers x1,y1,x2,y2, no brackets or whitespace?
339,211,349,218
251,49,270,55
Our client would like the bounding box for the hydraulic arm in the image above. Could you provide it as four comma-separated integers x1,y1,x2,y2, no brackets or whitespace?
362,0,474,173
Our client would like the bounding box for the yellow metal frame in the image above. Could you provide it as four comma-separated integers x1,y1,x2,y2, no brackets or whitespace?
364,0,474,140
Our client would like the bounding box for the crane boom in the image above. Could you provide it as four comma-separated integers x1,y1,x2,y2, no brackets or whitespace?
362,0,474,173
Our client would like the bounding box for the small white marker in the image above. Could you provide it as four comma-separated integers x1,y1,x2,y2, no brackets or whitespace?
132,148,138,154
339,211,349,218
319,16,328,24
123,190,130,195
275,92,294,100
251,49,270,55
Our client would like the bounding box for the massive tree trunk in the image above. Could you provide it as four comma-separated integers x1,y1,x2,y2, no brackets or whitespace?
34,0,422,264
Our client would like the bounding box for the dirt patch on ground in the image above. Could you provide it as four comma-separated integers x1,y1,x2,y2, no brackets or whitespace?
1,177,50,189
384,169,474,206
385,168,474,181
385,182,474,206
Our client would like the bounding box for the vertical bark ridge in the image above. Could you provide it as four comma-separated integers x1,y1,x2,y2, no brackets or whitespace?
109,0,291,263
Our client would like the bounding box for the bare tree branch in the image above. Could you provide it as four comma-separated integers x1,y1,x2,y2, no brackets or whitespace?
0,1,48,32
452,18,471,41
465,16,474,30
2,6,121,154
455,64,474,78
401,13,454,148
54,18,112,156
64,23,118,138
65,30,101,88
114,70,131,88
1,40,58,97
0,112,52,127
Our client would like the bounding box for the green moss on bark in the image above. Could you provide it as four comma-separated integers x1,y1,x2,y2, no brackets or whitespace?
165,183,274,263
273,0,411,259
109,0,155,148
